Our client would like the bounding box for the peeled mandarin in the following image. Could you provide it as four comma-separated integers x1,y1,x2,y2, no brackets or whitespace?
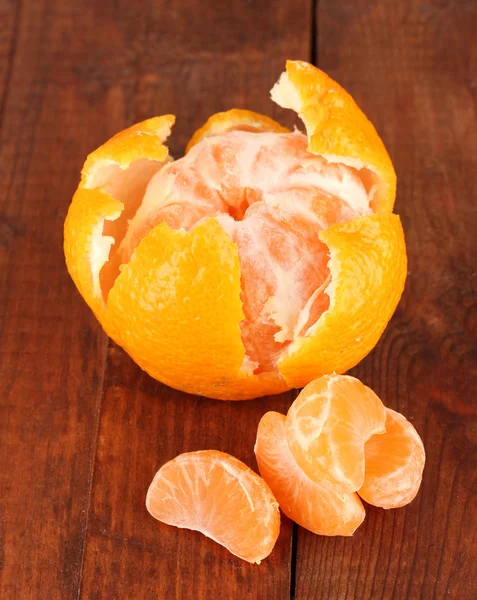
64,61,407,400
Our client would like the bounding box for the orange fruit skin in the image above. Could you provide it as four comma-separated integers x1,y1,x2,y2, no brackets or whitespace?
279,214,407,389
271,60,396,214
64,115,175,333
107,219,288,400
82,115,174,177
255,411,365,536
186,108,290,153
286,375,386,493
64,65,407,400
146,450,280,564
359,408,426,509
64,187,123,330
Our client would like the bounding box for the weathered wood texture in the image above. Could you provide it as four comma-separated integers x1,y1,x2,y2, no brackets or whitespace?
292,1,477,599
0,1,309,599
0,1,476,599
0,1,111,599
76,1,311,597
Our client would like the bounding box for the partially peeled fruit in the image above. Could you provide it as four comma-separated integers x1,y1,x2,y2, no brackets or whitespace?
64,60,407,399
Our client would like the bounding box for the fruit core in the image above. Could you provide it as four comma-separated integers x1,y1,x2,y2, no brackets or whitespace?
98,129,377,374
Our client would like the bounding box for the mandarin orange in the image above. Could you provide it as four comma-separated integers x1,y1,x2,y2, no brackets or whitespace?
64,61,407,399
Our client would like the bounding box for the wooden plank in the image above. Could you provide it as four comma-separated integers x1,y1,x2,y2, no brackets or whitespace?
0,0,20,295
0,0,147,597
0,0,20,118
80,351,297,599
293,1,477,599
76,2,312,599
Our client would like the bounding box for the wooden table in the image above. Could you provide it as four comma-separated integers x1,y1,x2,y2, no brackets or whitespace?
1,1,476,598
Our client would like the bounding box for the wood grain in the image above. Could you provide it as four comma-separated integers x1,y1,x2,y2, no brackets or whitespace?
75,0,312,595
1,1,476,599
0,1,114,598
80,349,298,599
0,1,309,599
292,1,477,599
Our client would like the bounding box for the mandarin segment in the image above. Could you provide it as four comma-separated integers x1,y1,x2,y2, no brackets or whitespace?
286,375,386,493
255,411,365,536
146,450,280,564
359,408,425,509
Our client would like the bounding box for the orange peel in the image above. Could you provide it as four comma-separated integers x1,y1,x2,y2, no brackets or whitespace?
186,108,289,153
271,60,396,213
279,213,406,388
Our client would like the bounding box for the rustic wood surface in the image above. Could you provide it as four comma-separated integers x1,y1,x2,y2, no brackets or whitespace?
0,1,476,599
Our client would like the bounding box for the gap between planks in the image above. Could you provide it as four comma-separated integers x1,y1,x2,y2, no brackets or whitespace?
74,338,111,600
289,0,319,595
